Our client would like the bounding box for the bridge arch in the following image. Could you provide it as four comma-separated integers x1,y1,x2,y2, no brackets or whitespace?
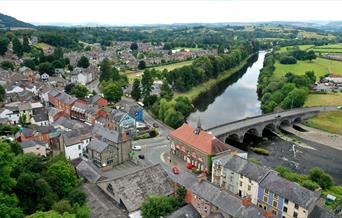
280,119,291,126
262,123,276,136
225,133,242,143
293,117,302,123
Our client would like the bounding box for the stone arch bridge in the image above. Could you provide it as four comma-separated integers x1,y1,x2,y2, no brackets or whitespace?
205,106,338,143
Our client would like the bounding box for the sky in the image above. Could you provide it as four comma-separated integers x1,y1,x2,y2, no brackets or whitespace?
1,0,342,26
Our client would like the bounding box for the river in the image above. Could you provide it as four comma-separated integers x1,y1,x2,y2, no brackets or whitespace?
187,51,266,129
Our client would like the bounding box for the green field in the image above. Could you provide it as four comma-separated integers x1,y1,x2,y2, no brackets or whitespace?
305,111,342,135
305,93,342,107
273,58,342,79
123,60,193,83
278,45,314,53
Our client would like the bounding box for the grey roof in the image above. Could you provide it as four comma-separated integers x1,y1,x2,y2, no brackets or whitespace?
87,138,108,153
90,94,102,104
48,89,60,97
92,124,120,143
36,126,56,134
97,164,173,212
167,171,262,218
223,155,270,183
48,107,61,117
20,128,35,138
309,206,342,218
18,102,32,111
167,204,200,218
63,128,92,146
20,140,45,149
260,172,319,210
33,112,48,122
128,105,143,117
75,160,101,183
56,92,77,105
54,117,88,130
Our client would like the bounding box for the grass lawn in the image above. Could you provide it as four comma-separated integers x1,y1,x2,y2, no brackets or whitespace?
34,42,53,50
273,58,342,79
174,56,251,101
305,111,342,135
278,45,314,53
304,93,342,107
123,60,193,83
312,48,342,54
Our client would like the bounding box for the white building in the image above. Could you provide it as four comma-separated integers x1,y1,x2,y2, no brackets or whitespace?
62,128,92,160
0,108,19,124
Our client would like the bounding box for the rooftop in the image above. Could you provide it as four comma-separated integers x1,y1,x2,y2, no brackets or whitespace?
167,204,200,218
97,164,173,213
169,123,230,155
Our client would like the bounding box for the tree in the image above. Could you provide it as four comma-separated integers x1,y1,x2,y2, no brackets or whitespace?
281,88,308,109
12,37,23,57
1,61,14,70
64,83,76,94
141,70,153,97
38,62,55,76
52,200,73,214
143,95,158,108
46,160,78,198
280,56,297,64
160,81,173,100
0,85,5,102
28,210,73,218
141,195,180,218
138,60,146,70
306,50,317,62
309,167,334,189
0,37,9,55
52,60,64,69
22,36,31,53
102,82,123,103
130,42,138,50
19,114,27,126
67,188,86,206
0,141,16,192
174,97,192,118
77,56,89,68
305,71,316,84
70,84,89,99
131,79,141,101
176,186,186,202
0,193,23,218
164,109,184,129
22,59,36,70
99,58,120,82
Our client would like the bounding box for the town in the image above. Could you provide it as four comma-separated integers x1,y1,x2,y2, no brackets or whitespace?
0,2,342,218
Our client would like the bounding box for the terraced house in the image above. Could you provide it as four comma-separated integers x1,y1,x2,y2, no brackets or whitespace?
212,154,320,218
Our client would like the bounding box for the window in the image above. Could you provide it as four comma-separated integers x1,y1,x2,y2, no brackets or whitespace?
303,210,306,214
283,206,288,213
240,181,243,187
274,193,279,199
272,209,278,215
78,144,81,150
107,184,114,194
293,212,298,218
273,201,278,208
263,196,268,202
284,198,288,204
264,188,269,195
249,178,252,183
230,176,233,182
240,175,243,179
294,204,299,210
248,185,251,191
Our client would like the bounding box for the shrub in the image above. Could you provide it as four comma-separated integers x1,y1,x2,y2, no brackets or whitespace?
280,56,297,64
149,128,159,137
302,180,320,191
309,167,334,189
250,147,269,155
192,168,202,175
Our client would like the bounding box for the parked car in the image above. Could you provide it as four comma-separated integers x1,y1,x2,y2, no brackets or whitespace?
172,166,180,175
153,122,159,128
132,145,142,151
186,163,193,169
138,155,145,159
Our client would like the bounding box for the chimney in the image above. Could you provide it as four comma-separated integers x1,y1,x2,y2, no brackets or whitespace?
197,173,207,183
193,117,202,135
241,196,252,207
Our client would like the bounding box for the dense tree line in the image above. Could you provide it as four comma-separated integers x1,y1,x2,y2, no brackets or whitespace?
0,139,89,218
257,53,316,112
38,31,80,49
166,42,255,92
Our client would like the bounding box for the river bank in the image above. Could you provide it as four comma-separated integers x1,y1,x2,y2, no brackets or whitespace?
174,53,258,102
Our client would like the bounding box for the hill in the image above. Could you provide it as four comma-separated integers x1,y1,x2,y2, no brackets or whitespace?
0,13,35,28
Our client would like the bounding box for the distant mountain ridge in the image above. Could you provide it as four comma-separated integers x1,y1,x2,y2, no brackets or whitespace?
0,13,35,28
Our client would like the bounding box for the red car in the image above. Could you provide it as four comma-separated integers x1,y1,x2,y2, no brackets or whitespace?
172,166,180,175
186,163,193,169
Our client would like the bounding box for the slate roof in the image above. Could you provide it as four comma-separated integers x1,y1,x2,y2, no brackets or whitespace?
167,204,201,218
169,123,230,155
223,155,270,183
90,94,102,104
55,92,77,105
53,117,88,130
48,89,60,97
260,172,319,210
20,140,45,148
167,171,262,218
87,138,108,153
63,128,92,146
97,164,173,213
33,112,48,122
92,124,120,143
48,107,61,117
